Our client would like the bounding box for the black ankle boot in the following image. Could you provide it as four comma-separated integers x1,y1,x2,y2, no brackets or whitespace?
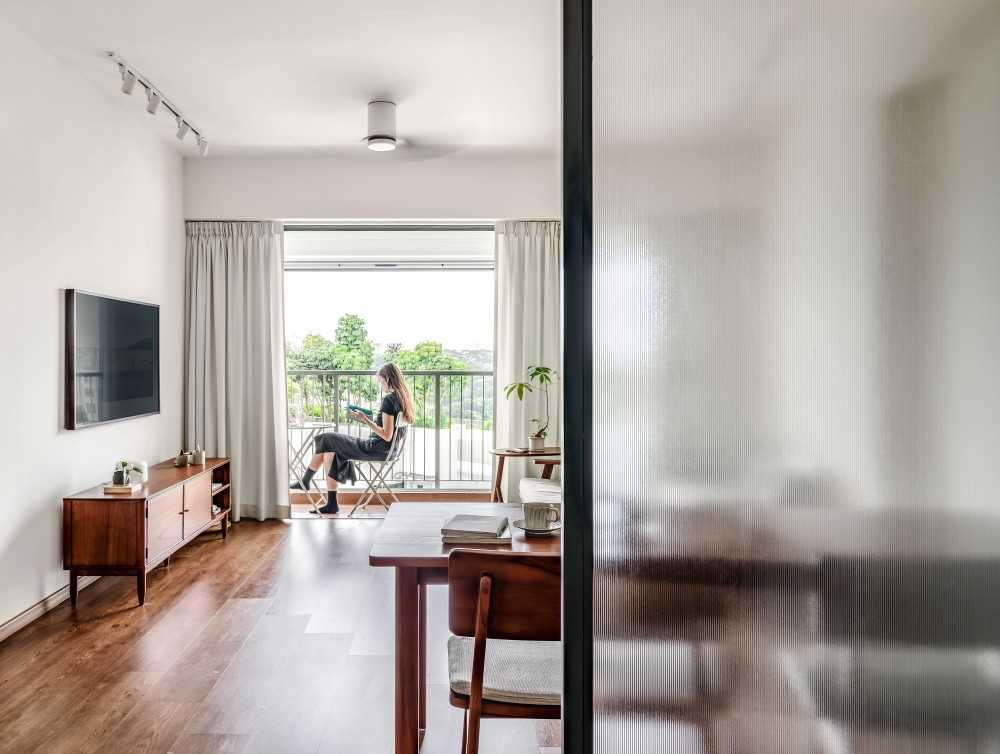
317,490,339,514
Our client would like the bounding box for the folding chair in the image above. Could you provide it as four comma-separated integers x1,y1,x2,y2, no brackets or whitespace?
349,423,409,517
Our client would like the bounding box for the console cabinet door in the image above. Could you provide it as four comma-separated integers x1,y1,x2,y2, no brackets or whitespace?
183,473,213,538
147,486,183,564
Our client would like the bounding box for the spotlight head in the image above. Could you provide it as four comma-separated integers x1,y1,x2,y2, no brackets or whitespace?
197,136,209,157
175,119,190,141
120,68,137,95
145,90,161,115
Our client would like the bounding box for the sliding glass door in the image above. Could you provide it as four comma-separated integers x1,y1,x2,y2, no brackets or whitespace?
564,1,1000,751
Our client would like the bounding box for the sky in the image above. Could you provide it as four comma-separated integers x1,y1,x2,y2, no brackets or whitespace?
284,269,494,351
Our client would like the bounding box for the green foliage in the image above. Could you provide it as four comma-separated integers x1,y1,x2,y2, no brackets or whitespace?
504,365,557,438
387,341,469,428
286,314,377,421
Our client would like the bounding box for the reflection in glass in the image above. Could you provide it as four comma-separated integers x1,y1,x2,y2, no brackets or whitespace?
592,1,1000,751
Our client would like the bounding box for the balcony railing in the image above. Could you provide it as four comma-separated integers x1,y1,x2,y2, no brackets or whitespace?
287,369,494,489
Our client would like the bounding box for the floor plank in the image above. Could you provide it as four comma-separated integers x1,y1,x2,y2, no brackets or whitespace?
0,517,559,753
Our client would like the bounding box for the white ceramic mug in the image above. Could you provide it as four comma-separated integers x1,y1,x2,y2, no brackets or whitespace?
523,502,560,529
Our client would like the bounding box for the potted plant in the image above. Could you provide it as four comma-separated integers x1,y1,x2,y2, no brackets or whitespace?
112,460,139,486
504,365,556,451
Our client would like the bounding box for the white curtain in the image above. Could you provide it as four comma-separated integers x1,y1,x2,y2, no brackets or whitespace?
494,221,562,501
184,221,288,521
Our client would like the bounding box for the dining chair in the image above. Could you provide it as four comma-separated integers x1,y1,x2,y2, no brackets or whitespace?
447,549,562,754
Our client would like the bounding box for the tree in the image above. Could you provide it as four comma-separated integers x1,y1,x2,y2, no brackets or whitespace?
389,341,469,428
286,314,376,420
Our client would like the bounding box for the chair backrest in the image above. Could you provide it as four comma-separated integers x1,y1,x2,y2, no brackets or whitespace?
448,550,561,641
385,422,408,463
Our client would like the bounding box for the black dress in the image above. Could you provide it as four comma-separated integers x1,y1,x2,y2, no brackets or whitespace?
312,393,403,483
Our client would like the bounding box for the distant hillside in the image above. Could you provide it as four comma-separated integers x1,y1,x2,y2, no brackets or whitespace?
444,349,493,371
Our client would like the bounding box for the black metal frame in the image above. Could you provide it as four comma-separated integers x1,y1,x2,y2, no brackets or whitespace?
562,0,593,751
64,289,161,430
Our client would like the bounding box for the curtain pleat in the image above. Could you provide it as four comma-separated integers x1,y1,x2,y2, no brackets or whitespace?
494,220,562,501
184,221,288,521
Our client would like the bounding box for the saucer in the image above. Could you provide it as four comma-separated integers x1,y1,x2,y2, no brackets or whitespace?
512,519,562,537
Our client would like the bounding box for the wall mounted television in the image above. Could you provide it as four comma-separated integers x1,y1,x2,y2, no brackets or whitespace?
65,290,160,430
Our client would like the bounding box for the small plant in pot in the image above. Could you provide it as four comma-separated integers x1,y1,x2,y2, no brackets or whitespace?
504,365,556,451
112,460,139,486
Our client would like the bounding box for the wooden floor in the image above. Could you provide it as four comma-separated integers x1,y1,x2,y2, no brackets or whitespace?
0,518,560,754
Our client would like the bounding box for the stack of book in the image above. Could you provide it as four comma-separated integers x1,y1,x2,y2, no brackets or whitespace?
441,514,512,545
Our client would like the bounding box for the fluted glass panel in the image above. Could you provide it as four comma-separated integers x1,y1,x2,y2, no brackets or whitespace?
592,1,1000,751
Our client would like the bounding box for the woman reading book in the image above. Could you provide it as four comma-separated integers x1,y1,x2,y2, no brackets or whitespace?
291,363,416,514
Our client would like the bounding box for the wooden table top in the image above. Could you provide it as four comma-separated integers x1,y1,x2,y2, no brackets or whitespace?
489,446,561,457
64,457,230,501
369,503,561,568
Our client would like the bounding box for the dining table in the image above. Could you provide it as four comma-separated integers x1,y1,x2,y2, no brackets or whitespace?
369,502,561,754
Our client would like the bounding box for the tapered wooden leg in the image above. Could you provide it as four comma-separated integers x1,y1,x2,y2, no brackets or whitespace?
419,582,427,731
221,515,228,539
395,567,419,754
69,570,78,607
491,456,506,502
466,706,481,754
136,572,146,606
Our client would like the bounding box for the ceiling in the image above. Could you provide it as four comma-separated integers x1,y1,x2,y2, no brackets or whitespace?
0,0,560,157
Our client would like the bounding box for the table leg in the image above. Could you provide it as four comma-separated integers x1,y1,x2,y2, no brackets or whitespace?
419,581,427,732
541,462,555,480
395,567,420,754
491,455,506,502
69,569,78,607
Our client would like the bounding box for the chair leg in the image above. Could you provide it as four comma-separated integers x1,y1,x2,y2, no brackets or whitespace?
466,707,481,754
461,710,468,754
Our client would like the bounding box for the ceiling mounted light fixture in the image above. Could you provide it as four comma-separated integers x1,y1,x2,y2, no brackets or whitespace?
107,51,209,156
366,100,397,152
120,66,137,95
145,89,162,115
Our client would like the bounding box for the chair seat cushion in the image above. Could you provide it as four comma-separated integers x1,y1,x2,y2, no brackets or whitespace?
447,636,561,706
518,477,562,505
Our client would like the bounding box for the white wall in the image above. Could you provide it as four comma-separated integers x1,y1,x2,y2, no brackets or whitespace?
183,153,560,220
0,17,185,629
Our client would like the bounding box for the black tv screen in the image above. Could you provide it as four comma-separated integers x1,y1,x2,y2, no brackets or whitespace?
65,290,160,429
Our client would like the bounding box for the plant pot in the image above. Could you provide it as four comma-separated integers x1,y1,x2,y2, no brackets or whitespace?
528,436,545,451
112,470,129,485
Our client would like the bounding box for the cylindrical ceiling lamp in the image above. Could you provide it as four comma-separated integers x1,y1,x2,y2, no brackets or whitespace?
366,100,397,151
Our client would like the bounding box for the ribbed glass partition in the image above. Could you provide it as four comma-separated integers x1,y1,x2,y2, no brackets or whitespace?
589,2,1000,751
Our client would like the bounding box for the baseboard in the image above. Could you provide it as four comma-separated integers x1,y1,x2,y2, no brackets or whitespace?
0,575,100,643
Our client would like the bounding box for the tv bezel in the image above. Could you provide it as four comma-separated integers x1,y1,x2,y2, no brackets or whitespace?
64,289,161,430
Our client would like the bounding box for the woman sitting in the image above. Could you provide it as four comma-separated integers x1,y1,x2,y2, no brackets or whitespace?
292,363,415,514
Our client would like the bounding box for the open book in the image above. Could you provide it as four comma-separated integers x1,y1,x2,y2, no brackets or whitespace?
441,514,511,544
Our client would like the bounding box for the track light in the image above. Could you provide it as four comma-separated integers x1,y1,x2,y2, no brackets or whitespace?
120,67,137,95
108,52,208,156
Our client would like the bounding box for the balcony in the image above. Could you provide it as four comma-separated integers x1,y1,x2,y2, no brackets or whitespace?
287,369,494,490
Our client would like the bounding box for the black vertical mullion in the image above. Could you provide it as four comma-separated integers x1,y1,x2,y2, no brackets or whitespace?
562,0,593,751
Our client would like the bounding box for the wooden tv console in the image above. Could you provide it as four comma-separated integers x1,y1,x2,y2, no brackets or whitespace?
63,457,231,606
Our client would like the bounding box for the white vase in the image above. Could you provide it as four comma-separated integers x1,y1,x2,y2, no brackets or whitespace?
528,435,545,451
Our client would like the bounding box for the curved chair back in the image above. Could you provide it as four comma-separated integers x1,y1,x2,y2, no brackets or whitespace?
448,550,561,641
386,422,408,464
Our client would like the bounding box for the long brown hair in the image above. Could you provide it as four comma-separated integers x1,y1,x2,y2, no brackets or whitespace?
378,363,415,424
